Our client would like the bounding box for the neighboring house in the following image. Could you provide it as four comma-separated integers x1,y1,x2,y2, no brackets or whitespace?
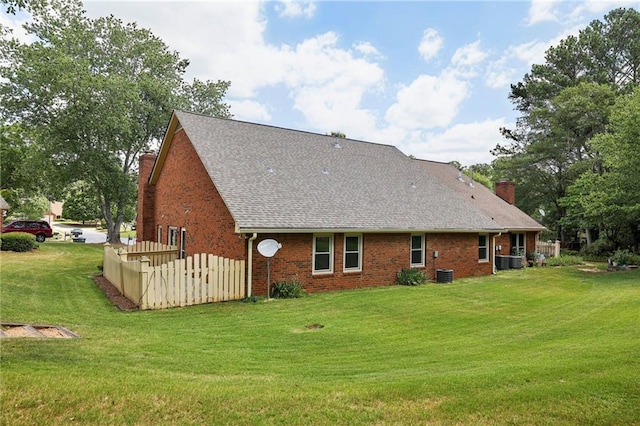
137,110,544,296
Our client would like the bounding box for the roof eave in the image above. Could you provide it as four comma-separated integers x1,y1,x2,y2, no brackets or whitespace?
235,226,506,234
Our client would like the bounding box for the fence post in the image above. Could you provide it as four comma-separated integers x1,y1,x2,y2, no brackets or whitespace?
554,240,561,257
140,256,151,310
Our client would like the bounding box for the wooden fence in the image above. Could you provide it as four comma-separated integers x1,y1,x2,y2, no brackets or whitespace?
536,240,561,258
102,243,245,310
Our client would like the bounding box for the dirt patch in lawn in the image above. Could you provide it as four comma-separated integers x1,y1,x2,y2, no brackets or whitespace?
1,323,80,339
93,275,139,311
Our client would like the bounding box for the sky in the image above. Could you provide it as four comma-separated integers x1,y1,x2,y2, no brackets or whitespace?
2,0,637,166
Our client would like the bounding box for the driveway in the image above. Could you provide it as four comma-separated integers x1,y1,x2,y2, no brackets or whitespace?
51,222,135,245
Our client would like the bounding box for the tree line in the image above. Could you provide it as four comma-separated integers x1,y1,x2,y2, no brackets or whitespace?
467,7,639,254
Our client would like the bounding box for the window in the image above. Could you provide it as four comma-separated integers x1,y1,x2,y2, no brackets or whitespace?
343,234,362,272
510,233,525,255
157,225,162,244
478,234,489,262
180,228,186,259
313,234,333,274
411,234,425,267
168,226,178,247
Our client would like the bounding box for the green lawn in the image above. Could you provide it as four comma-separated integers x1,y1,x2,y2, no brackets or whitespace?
1,243,639,425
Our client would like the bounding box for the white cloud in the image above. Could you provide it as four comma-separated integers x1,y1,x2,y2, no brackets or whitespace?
399,118,510,166
0,10,34,45
353,41,382,58
227,100,272,122
385,74,468,130
527,0,560,25
418,28,443,62
274,0,316,19
451,40,487,68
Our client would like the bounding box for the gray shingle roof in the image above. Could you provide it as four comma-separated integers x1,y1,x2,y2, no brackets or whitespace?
419,160,546,231
173,110,503,232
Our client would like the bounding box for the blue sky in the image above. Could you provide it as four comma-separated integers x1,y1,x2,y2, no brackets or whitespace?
3,0,637,165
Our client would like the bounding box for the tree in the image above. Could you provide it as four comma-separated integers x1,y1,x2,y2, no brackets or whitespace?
0,0,231,243
329,131,346,138
494,8,639,241
565,89,640,250
62,181,101,223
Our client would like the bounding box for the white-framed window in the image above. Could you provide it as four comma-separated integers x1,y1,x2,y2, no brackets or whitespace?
510,233,525,256
343,234,362,272
180,228,186,259
168,226,178,247
157,225,162,244
410,234,425,267
478,234,489,262
313,234,333,274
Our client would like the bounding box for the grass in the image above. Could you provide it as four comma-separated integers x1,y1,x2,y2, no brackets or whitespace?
1,243,639,425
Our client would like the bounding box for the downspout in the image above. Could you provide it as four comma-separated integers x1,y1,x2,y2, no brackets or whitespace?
492,232,502,274
247,233,258,297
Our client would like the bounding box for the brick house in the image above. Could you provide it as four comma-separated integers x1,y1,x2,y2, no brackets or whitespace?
137,110,544,296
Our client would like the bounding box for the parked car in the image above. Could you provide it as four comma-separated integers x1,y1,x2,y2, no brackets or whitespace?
70,228,83,237
2,219,54,242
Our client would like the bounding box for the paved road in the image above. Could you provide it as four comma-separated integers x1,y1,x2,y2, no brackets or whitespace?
52,222,135,245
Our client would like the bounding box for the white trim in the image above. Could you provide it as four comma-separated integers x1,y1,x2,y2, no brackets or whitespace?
343,233,362,272
237,227,506,234
180,227,187,259
410,234,425,267
157,225,162,244
313,234,333,274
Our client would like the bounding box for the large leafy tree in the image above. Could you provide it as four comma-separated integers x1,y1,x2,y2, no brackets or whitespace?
0,0,231,242
494,7,640,241
564,89,640,250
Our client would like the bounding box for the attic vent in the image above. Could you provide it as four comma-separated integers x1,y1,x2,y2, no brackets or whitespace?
331,139,342,149
469,181,474,188
266,166,275,174
457,171,465,182
321,167,330,175
410,182,416,189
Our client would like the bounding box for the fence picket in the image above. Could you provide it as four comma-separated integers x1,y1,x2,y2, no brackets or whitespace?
102,242,246,310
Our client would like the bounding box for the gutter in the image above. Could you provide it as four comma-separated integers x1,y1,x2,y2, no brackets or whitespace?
247,233,258,297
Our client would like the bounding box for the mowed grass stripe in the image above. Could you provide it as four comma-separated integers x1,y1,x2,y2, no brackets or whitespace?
1,243,638,424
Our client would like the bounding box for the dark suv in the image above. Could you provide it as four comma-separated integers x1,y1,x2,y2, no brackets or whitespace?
2,220,54,242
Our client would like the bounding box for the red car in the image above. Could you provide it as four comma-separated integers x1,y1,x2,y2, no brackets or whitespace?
2,220,54,242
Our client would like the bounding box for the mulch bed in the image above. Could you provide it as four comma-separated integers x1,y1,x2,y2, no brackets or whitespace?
93,275,139,311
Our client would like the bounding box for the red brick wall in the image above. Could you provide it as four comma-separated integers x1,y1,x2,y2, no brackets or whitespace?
249,232,495,295
137,153,157,242
152,129,245,259
495,180,516,205
495,232,538,257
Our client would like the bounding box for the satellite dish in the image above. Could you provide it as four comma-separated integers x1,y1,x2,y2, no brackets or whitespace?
258,239,281,258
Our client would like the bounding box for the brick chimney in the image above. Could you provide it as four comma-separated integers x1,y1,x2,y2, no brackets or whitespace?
137,151,157,242
495,180,516,205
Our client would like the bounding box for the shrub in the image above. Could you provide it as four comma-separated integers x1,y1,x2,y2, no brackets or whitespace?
0,232,38,252
396,268,428,286
580,238,614,261
271,281,305,299
546,254,584,267
610,249,640,266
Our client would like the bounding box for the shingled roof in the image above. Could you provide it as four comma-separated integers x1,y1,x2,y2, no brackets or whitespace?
419,160,545,232
154,110,505,233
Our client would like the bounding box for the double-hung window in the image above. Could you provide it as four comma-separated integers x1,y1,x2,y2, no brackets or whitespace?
168,226,178,247
313,234,333,274
478,234,489,262
343,234,362,272
411,234,425,267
